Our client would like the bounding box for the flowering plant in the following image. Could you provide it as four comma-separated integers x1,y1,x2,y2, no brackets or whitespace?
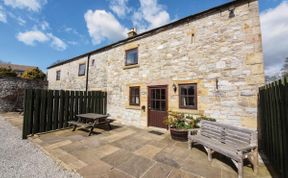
164,111,216,129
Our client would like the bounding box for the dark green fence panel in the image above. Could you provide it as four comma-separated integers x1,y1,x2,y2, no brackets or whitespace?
46,90,53,131
23,90,107,139
259,78,288,178
39,90,47,132
69,91,74,122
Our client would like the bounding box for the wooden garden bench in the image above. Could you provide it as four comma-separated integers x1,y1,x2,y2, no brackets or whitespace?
188,120,258,178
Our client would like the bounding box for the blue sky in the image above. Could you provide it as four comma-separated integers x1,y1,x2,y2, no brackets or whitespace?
0,0,287,76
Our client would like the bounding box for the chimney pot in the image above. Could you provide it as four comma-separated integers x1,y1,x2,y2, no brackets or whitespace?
128,28,137,38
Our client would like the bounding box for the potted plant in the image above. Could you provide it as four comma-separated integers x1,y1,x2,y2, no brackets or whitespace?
164,111,216,141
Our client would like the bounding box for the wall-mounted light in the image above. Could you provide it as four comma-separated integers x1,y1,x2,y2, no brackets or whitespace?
141,105,146,112
172,83,177,93
229,8,235,18
216,78,219,90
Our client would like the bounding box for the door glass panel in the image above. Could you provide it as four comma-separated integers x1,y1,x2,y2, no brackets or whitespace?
152,100,156,109
161,101,166,111
155,89,160,99
152,90,156,99
155,101,160,110
161,89,166,99
150,88,166,111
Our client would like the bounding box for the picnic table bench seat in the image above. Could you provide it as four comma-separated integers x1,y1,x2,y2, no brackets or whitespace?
68,113,112,136
188,120,258,178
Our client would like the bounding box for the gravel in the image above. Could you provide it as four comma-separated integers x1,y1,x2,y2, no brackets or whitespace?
0,116,82,178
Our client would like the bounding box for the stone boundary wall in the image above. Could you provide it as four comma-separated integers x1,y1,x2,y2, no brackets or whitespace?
0,77,47,112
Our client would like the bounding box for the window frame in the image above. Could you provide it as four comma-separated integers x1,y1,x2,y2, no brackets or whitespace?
78,63,86,76
125,48,138,66
178,83,197,109
129,86,140,106
56,70,61,81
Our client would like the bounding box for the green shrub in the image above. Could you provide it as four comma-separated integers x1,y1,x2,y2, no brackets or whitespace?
21,67,46,80
0,67,17,77
163,111,216,129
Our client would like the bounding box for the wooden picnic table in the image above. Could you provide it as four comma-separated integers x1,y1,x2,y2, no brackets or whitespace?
68,113,112,136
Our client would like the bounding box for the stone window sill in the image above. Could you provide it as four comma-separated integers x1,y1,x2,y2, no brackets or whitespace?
126,105,141,110
123,64,140,70
175,108,203,115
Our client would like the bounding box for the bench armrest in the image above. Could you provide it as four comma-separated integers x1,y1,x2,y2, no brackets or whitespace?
188,128,199,136
237,145,257,152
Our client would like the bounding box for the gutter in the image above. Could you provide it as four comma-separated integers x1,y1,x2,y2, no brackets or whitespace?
85,54,91,92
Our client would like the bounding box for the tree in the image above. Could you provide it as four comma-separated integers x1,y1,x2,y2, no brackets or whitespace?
0,67,17,77
21,67,46,80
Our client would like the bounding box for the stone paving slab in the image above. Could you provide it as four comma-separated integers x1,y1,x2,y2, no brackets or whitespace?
1,113,274,178
141,163,173,178
134,144,162,159
101,149,155,177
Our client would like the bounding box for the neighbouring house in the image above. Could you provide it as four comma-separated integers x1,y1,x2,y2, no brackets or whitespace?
0,63,37,77
47,0,264,129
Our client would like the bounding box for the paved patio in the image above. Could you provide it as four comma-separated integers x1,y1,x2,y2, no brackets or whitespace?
2,113,272,178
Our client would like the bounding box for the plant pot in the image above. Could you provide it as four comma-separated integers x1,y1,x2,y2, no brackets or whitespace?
170,127,188,141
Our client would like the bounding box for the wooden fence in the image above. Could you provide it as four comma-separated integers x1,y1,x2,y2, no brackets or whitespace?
258,77,288,178
22,89,107,139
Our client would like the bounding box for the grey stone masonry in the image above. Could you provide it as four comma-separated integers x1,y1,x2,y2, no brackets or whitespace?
47,0,264,129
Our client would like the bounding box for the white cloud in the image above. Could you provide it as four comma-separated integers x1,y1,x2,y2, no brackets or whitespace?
0,6,7,23
84,9,128,45
3,0,47,12
16,30,67,51
109,0,131,17
40,20,49,30
17,17,26,25
132,0,170,32
67,41,78,45
16,30,49,45
260,1,288,76
47,33,67,51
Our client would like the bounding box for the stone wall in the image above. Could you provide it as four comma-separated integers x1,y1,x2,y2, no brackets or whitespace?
0,77,47,112
47,0,264,129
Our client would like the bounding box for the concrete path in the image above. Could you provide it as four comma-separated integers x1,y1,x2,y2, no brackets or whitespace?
0,115,82,178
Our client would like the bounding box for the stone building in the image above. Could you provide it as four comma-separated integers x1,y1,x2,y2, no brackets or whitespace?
47,0,264,129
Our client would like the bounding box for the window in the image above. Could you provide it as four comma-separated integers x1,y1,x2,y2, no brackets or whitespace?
129,86,140,106
56,70,61,80
179,84,197,109
125,48,138,66
78,63,86,76
91,59,95,66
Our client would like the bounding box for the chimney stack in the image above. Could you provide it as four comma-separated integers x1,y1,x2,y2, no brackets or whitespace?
128,28,137,38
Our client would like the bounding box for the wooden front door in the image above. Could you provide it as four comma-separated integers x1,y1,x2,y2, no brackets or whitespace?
148,86,168,129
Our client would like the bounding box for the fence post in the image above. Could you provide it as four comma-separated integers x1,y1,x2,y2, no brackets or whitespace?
46,90,53,131
39,90,47,132
59,90,65,128
33,89,41,134
22,89,32,139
